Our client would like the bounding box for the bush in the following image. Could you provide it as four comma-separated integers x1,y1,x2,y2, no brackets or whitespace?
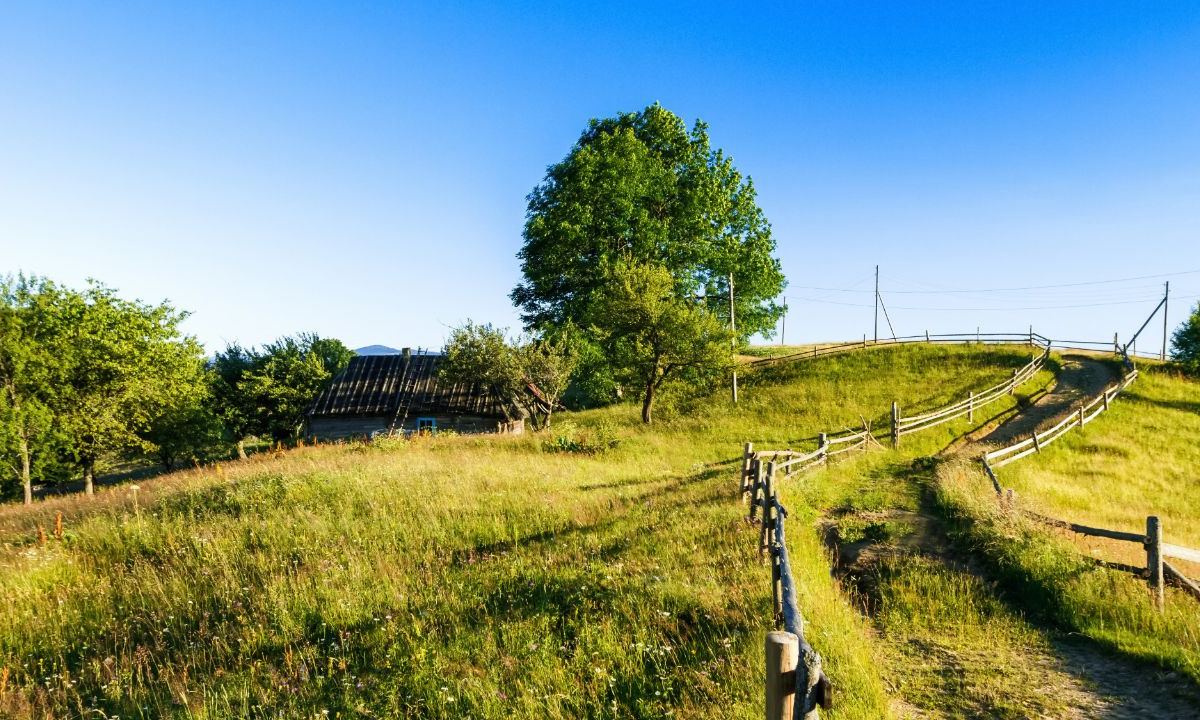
542,420,619,454
1170,302,1200,374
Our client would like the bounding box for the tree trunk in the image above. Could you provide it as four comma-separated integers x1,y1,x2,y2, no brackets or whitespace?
83,460,94,496
19,432,32,506
236,439,247,460
641,382,655,424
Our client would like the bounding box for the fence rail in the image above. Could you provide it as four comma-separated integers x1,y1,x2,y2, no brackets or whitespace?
749,331,1051,368
891,343,1050,444
983,369,1138,468
748,459,833,719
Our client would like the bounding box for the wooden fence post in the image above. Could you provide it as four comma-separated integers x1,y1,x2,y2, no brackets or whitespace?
759,463,775,561
891,402,899,449
1029,325,1033,345
765,631,799,720
1147,515,1164,610
1032,433,1041,453
1010,368,1017,395
968,391,974,423
1114,332,1119,354
925,329,930,343
1102,391,1109,411
818,433,828,464
749,459,765,520
1078,407,1085,428
742,443,754,495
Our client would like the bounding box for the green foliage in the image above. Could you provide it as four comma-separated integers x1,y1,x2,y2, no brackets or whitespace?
211,333,354,449
243,333,353,442
541,419,619,454
440,321,577,430
1170,301,1200,373
0,276,205,496
511,104,785,408
0,275,65,502
587,262,733,423
50,281,204,491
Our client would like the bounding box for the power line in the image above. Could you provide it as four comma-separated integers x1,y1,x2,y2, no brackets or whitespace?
788,293,1200,312
789,268,1200,295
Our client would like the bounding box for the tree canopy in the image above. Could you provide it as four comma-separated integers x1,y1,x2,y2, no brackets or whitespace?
512,104,785,340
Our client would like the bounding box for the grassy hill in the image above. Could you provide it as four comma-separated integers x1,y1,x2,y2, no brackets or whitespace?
2,343,1173,719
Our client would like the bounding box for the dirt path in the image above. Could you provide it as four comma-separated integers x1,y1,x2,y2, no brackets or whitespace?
971,354,1118,450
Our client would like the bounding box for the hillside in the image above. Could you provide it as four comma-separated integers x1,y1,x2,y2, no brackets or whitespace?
1,344,1195,718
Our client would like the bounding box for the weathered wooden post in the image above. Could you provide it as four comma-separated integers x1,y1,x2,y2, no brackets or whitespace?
817,433,828,464
1029,325,1034,346
1010,368,1017,395
1102,390,1109,411
968,391,974,423
749,459,765,520
765,631,799,720
925,329,930,343
1147,516,1164,610
759,462,775,561
742,443,754,494
1078,407,1085,428
1114,332,1119,354
890,402,899,449
1032,433,1041,453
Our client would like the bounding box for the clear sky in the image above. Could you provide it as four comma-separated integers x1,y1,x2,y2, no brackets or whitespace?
3,2,1199,354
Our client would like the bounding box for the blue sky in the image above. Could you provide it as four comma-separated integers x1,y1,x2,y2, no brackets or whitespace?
3,2,1199,354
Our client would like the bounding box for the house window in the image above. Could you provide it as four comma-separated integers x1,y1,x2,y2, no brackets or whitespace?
417,417,436,435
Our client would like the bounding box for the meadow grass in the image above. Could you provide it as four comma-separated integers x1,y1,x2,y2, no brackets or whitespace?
997,362,1200,554
0,344,1053,719
934,454,1200,686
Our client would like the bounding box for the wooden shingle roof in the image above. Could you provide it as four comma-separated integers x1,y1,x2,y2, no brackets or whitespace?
306,352,519,421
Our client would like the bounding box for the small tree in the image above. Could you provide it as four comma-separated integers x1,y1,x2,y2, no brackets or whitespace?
514,334,577,429
1170,302,1200,374
440,322,576,431
588,262,733,424
210,334,353,451
208,343,258,459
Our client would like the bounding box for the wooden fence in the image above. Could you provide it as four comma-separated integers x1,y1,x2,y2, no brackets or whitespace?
979,360,1200,607
750,330,1050,368
745,456,833,719
891,343,1050,446
983,369,1138,469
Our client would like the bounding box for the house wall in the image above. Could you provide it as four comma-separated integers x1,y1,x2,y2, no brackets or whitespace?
308,416,392,441
308,414,524,440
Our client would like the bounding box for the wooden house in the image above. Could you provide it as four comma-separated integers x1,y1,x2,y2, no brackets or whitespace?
305,348,527,440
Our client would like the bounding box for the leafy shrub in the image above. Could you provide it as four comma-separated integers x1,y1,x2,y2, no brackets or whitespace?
542,420,619,454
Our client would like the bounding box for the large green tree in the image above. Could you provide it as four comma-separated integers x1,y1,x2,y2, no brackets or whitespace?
587,262,733,423
51,282,204,495
512,104,785,343
1170,302,1200,374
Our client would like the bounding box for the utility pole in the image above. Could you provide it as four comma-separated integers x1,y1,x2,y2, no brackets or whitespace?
730,273,738,404
874,264,879,343
781,299,787,346
1162,281,1169,361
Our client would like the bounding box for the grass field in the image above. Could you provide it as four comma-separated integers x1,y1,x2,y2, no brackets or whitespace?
0,344,1105,719
932,359,1200,686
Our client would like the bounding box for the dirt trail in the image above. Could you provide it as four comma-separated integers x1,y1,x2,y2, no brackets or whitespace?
971,354,1118,450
